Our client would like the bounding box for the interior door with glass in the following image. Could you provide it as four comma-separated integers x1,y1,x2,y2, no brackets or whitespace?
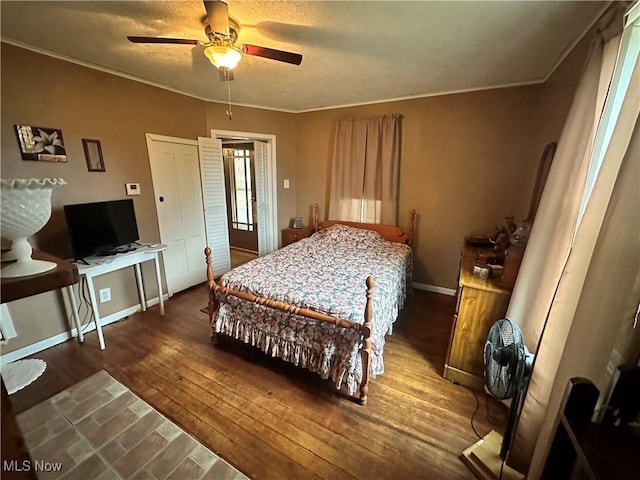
223,143,258,252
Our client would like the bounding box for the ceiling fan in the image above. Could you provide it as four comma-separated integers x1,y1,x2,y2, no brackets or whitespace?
127,0,303,81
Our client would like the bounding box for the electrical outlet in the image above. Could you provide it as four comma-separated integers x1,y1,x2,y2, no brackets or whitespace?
99,288,111,303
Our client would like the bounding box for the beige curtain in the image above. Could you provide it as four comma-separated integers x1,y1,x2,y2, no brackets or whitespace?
507,6,639,474
328,114,402,224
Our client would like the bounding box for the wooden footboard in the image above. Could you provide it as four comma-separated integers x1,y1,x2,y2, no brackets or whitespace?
204,247,374,405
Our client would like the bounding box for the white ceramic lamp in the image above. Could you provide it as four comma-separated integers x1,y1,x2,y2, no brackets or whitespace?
1,178,66,278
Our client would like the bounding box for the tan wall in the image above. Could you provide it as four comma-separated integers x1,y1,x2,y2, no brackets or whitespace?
1,44,206,353
295,88,547,288
526,25,595,193
294,29,592,290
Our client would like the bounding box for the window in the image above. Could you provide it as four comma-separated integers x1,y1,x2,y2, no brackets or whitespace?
344,198,382,223
328,114,402,225
226,148,254,232
576,2,640,233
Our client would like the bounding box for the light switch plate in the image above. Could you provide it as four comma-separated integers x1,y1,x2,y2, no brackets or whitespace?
125,183,141,195
283,179,290,189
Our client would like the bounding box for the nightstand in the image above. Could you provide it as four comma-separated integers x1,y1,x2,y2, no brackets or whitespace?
282,226,314,247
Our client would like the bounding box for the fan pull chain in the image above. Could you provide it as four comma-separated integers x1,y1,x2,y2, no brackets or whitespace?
225,80,233,120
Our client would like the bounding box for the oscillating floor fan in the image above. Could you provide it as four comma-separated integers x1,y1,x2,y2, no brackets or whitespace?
462,318,533,480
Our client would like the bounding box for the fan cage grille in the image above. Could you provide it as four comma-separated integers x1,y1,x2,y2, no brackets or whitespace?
484,319,525,399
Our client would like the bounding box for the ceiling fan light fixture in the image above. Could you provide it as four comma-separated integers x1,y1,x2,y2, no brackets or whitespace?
204,45,242,69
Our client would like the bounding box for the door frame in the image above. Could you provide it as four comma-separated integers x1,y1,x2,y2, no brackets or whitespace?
145,133,200,297
211,129,279,254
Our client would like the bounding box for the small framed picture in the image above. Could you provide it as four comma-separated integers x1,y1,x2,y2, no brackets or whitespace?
82,138,105,172
292,216,303,229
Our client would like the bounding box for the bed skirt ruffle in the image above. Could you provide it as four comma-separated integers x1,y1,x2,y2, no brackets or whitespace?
215,296,389,396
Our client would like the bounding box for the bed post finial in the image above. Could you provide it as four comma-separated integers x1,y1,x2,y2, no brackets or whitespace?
205,247,217,287
204,247,219,341
359,276,375,405
313,203,319,231
407,209,416,247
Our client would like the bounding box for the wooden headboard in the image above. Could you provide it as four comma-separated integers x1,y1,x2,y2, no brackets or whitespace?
312,204,416,246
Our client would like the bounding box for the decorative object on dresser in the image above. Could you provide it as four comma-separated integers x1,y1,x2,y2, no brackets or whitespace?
444,239,514,391
291,216,303,229
282,225,314,247
0,178,66,278
496,245,525,290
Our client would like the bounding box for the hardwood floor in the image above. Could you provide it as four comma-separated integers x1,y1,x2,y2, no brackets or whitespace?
8,286,506,480
230,248,258,269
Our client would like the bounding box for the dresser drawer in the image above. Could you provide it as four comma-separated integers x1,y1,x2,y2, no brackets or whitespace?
282,227,314,247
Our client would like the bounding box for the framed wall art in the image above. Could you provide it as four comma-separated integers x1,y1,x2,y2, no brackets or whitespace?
82,139,105,172
14,125,67,162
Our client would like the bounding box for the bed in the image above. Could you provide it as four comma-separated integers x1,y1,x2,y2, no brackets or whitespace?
204,206,416,405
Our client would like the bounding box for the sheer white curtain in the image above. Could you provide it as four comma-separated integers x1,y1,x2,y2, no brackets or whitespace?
328,114,402,224
506,4,639,474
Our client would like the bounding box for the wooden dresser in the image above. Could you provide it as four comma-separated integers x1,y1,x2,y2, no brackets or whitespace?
282,226,314,247
444,241,514,391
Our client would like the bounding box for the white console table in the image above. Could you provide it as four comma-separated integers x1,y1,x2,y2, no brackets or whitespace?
74,244,167,350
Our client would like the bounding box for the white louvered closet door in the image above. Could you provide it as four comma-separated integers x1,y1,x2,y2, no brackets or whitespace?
254,140,271,257
198,137,231,277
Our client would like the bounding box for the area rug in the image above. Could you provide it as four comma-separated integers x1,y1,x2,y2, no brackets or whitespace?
1,359,47,394
15,370,248,480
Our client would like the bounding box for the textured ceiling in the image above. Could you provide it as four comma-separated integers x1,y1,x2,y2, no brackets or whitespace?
1,1,608,112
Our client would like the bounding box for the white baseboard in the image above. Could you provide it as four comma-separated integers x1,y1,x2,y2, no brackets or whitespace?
0,294,168,364
412,282,457,296
1,330,74,365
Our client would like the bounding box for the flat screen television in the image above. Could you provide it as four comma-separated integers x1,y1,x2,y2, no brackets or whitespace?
64,199,139,259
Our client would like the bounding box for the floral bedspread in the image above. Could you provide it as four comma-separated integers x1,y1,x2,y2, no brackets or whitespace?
214,224,413,395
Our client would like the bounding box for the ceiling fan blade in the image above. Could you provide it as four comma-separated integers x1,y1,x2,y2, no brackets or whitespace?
203,0,229,36
127,36,200,45
242,44,303,65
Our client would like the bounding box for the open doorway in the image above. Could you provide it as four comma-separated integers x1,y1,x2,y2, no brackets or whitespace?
212,129,279,265
222,142,259,268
